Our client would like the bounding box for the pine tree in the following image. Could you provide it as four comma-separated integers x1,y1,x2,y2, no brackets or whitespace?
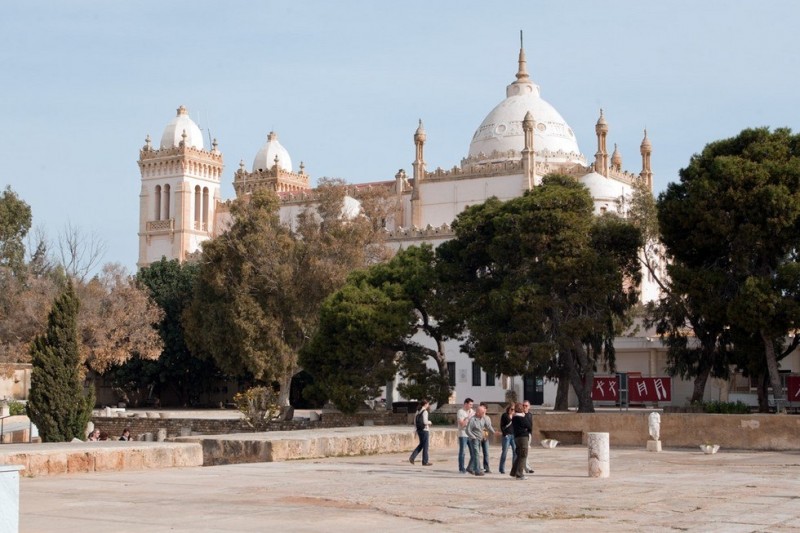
27,282,94,442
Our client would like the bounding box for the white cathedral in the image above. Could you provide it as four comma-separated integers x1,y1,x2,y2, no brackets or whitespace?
136,44,770,407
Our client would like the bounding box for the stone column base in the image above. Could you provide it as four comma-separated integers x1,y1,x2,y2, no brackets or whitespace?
646,439,662,452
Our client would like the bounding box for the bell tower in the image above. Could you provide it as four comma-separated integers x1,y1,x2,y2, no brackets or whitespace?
137,106,223,267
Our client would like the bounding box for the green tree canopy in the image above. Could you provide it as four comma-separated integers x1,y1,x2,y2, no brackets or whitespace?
301,244,459,411
0,186,32,277
658,127,800,411
437,174,642,412
184,181,388,406
27,282,94,442
300,275,411,413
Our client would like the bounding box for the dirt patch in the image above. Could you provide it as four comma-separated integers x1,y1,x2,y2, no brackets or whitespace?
279,496,363,510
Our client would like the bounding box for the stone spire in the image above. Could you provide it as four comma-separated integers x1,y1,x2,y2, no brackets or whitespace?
506,32,539,97
522,111,536,190
640,129,653,189
411,119,426,227
594,109,609,176
611,143,622,171
516,30,530,83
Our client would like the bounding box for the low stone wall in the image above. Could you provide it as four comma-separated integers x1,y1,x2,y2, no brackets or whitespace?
534,412,800,450
92,410,410,440
176,426,458,466
0,442,203,476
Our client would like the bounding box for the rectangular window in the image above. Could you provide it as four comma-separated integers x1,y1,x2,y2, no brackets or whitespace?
486,372,495,387
472,361,481,387
447,362,456,387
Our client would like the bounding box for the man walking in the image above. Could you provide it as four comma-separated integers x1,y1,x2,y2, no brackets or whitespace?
409,399,433,466
523,400,534,473
466,405,491,476
456,398,474,473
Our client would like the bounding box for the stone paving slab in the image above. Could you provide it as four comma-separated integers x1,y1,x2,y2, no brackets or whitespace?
174,425,456,465
18,442,800,532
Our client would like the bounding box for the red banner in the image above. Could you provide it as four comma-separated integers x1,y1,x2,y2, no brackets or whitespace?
592,376,619,401
788,376,800,403
592,376,672,403
629,377,671,402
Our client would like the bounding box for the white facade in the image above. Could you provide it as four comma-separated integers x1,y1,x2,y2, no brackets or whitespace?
138,106,223,267
138,45,696,407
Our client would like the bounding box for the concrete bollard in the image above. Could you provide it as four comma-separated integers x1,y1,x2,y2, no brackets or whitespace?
587,432,610,478
0,464,24,533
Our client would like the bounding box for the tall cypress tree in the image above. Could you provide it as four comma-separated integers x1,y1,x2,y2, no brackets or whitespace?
27,282,94,442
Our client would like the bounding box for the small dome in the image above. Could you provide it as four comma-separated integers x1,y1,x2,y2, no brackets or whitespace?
414,119,426,143
640,129,652,151
595,109,608,134
611,144,622,167
580,171,631,200
160,105,204,150
252,132,293,172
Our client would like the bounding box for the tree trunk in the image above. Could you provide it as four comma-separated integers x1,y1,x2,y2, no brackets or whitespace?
756,372,770,413
554,366,570,411
433,340,451,407
761,331,785,412
568,345,595,413
278,364,298,408
690,366,711,404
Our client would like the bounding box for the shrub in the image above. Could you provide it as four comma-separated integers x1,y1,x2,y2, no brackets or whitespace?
234,386,280,431
8,400,26,416
695,400,751,414
428,412,451,426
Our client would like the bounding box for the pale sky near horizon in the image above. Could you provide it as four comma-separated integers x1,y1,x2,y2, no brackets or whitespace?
1,1,798,273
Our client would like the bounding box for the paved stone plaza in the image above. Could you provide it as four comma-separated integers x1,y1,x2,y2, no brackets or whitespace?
18,444,800,532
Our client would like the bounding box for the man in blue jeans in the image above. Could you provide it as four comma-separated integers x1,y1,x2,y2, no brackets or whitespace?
466,404,491,476
456,398,474,473
479,401,497,473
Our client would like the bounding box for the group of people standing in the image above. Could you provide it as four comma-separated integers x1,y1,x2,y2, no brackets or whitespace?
458,398,534,479
409,397,534,480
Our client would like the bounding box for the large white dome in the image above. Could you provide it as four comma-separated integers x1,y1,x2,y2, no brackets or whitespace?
160,105,204,150
468,49,584,164
252,131,292,172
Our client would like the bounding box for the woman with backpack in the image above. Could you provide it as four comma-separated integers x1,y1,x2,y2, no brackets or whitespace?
409,399,433,466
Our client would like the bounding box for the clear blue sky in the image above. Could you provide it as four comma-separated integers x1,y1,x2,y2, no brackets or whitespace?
2,1,798,272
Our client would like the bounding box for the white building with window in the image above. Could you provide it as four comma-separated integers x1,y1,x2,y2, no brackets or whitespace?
137,44,798,408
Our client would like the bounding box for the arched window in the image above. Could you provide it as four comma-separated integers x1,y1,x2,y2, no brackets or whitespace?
163,184,171,219
194,185,201,228
154,185,162,220
202,187,210,231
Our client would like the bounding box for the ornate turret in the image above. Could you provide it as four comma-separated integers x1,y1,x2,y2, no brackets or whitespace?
411,120,427,227
640,129,653,189
594,109,609,176
522,111,536,189
611,143,622,172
